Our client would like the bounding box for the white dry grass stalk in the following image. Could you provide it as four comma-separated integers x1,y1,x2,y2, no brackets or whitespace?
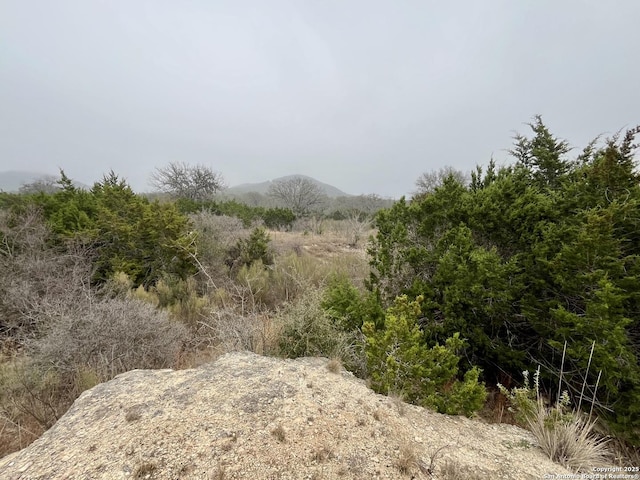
556,340,566,410
588,371,602,421
577,341,596,413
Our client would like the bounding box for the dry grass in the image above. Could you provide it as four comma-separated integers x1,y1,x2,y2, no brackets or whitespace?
312,443,334,462
610,438,640,467
201,308,280,356
389,393,407,416
527,398,611,472
0,409,42,458
270,227,368,254
133,461,157,479
500,361,614,472
0,357,78,456
439,460,484,480
271,425,286,443
326,358,342,374
395,441,418,475
269,229,370,280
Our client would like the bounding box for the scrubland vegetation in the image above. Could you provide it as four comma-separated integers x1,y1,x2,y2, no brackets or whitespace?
1,118,639,469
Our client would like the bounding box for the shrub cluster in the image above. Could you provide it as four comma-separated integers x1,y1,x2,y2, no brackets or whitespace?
31,298,189,379
176,198,296,230
368,121,640,442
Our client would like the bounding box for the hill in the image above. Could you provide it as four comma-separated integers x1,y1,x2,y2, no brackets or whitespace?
227,174,350,198
0,170,57,192
0,352,571,479
0,170,90,192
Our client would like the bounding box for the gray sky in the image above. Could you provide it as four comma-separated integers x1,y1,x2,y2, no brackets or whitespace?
1,1,639,198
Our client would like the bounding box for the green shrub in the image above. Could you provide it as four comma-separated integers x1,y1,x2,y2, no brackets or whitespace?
322,275,384,331
176,198,296,230
262,207,296,230
363,295,486,416
228,227,273,271
29,172,196,287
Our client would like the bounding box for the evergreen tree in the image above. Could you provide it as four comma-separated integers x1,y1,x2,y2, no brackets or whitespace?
368,119,640,443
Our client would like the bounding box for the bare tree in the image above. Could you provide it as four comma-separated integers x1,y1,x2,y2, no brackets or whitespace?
267,177,327,217
414,166,469,196
150,162,225,200
19,175,60,194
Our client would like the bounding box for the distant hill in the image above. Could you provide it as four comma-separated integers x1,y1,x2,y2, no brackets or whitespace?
227,174,350,198
0,171,88,192
0,171,55,192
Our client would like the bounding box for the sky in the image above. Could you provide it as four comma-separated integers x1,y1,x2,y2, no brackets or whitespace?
1,1,639,198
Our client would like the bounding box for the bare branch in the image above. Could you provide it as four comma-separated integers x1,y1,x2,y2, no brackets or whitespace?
149,162,225,200
267,177,327,217
414,166,469,196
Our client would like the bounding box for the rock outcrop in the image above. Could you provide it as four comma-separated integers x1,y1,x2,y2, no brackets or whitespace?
0,352,571,479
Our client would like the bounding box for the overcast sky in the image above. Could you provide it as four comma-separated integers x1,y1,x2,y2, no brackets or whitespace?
1,1,639,197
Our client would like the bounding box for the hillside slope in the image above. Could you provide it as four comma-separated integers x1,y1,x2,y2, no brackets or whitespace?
0,352,570,479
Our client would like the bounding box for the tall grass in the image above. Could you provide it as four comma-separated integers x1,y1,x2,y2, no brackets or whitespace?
499,357,612,472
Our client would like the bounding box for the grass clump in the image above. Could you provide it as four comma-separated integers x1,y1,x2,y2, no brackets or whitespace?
312,443,334,462
499,366,611,471
271,425,286,443
395,441,418,475
528,399,610,471
133,461,157,479
326,357,342,374
438,460,484,480
389,393,407,416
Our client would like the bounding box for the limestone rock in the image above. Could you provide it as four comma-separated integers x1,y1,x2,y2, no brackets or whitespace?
0,352,570,479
